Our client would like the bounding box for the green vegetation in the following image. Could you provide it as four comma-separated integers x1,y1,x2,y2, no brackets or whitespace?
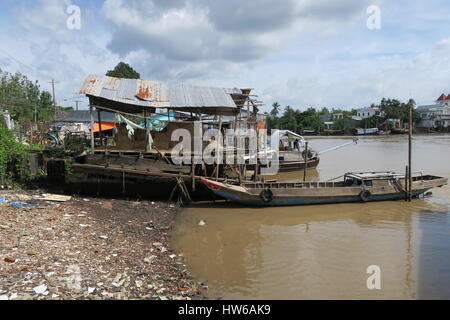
0,125,31,185
0,69,55,124
266,98,417,135
106,62,141,79
267,103,354,133
361,98,420,129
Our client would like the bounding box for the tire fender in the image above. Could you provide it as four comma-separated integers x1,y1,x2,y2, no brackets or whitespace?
260,188,274,203
359,190,372,202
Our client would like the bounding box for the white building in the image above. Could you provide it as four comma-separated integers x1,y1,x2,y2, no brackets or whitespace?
416,104,450,128
436,93,450,106
1,111,15,130
356,107,383,119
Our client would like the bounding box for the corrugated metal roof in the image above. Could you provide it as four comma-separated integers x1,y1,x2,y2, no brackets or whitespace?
79,75,245,115
56,110,118,123
416,104,444,111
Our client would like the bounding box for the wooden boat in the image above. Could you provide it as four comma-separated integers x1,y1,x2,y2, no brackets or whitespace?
278,157,320,172
201,172,447,207
353,128,379,136
247,154,320,173
391,128,408,134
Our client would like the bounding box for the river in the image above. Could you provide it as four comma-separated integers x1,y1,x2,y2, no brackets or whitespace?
171,135,450,299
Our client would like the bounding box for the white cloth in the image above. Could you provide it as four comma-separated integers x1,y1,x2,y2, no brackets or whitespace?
115,114,153,150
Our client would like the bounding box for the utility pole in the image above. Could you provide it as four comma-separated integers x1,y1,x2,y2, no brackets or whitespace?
74,100,82,111
49,79,59,121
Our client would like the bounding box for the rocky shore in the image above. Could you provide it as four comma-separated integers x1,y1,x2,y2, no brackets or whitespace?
0,190,207,300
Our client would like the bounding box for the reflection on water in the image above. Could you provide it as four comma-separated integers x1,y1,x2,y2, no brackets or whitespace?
172,135,450,299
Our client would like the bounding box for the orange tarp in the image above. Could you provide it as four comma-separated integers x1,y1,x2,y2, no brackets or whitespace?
93,122,116,133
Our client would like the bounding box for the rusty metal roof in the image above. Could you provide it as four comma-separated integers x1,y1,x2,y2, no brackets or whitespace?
79,75,246,115
55,110,119,123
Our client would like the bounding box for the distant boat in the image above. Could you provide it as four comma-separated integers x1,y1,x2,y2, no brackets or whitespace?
353,128,379,136
321,129,345,136
201,172,447,207
247,157,320,174
302,129,317,136
391,128,408,134
267,130,321,173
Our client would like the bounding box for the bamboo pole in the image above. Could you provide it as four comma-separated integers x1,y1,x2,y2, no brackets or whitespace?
97,109,103,147
191,154,196,192
216,116,223,181
408,103,413,201
145,109,151,152
89,104,95,154
303,142,309,181
405,165,409,202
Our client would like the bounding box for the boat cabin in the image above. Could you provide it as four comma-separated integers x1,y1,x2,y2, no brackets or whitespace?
343,172,403,187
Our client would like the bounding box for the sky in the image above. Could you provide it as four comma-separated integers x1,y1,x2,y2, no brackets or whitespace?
0,0,450,112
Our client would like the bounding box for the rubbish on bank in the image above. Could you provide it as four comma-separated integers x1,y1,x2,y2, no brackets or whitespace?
4,257,16,263
33,284,47,295
9,202,38,208
40,194,72,202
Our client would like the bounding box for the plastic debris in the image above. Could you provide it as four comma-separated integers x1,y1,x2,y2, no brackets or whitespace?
9,202,38,208
144,255,157,263
33,284,47,295
40,194,72,202
0,196,207,300
198,220,206,227
4,257,16,263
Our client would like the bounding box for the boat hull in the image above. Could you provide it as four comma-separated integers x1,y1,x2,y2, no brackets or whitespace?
201,175,447,207
211,189,428,207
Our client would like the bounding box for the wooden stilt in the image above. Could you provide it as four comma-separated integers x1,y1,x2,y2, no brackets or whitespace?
89,104,95,154
405,166,409,202
216,116,223,181
408,103,413,201
303,142,309,181
97,109,103,147
191,153,196,192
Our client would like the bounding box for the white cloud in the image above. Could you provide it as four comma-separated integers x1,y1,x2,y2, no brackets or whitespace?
259,36,450,110
101,0,373,81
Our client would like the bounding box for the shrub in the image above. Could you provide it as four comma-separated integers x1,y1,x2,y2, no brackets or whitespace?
0,125,31,184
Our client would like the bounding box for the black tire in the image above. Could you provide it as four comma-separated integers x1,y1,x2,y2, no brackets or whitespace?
359,190,372,202
260,188,273,203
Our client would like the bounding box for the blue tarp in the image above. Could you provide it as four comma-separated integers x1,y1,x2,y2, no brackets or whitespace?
140,112,177,131
9,202,38,208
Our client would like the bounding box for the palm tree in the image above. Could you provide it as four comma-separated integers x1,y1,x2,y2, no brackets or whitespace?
271,102,281,117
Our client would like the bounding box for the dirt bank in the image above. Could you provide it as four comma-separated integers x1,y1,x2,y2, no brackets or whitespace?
0,189,207,300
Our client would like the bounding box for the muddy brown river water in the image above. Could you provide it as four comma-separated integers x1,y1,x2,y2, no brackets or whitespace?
172,135,450,299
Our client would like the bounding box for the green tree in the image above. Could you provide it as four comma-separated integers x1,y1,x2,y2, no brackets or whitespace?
106,62,141,79
0,69,55,124
373,98,419,124
270,102,281,117
333,117,353,134
0,125,30,184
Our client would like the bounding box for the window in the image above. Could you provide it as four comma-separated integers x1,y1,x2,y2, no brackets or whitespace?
364,180,373,187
